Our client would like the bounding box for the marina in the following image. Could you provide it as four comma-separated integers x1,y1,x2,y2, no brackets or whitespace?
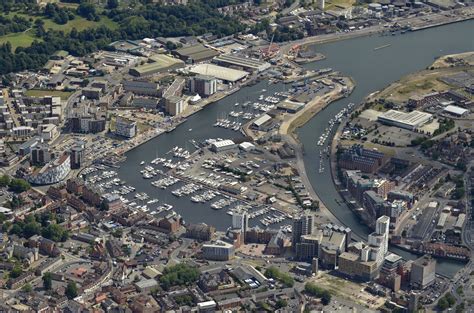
106,19,474,277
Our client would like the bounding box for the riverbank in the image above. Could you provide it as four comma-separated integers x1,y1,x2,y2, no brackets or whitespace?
277,77,362,239
280,7,474,53
280,77,355,139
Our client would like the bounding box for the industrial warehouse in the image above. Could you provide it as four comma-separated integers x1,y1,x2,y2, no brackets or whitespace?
190,63,249,83
213,54,271,73
129,54,185,77
377,109,433,130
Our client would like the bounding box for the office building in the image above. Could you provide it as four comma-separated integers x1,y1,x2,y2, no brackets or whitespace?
190,75,217,97
408,292,420,313
70,144,84,169
186,223,215,241
115,117,137,138
367,216,390,266
296,232,322,261
337,251,378,281
410,255,436,289
202,241,235,261
232,212,248,241
292,210,314,248
31,143,51,166
312,257,319,274
164,96,187,116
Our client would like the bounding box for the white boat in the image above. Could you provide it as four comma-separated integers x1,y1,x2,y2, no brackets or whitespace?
140,161,145,165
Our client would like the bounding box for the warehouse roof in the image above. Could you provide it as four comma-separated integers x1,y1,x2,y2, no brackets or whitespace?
211,140,235,148
213,54,271,72
378,109,432,128
443,105,468,116
130,54,184,76
190,64,248,82
252,114,272,127
175,44,219,62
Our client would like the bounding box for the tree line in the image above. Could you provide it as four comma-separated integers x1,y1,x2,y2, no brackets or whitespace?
0,15,31,36
0,2,244,76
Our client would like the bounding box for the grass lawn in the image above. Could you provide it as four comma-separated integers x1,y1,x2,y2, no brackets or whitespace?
42,16,118,32
0,30,39,50
0,12,118,50
25,89,73,100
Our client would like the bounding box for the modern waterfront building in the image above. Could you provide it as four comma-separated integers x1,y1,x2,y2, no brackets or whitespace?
70,144,84,169
292,210,314,248
202,241,235,261
115,117,137,138
410,255,436,289
232,212,249,241
190,75,217,97
30,143,51,166
164,96,187,116
28,153,71,185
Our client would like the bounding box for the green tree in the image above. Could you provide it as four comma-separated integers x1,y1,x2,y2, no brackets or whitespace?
0,175,10,187
107,0,119,9
22,283,32,292
8,178,30,193
437,298,449,310
276,299,288,308
65,281,78,299
159,264,200,290
10,264,23,279
23,221,42,238
42,272,52,290
42,224,69,242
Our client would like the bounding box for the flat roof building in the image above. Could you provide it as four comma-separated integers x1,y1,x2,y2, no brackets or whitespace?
202,240,235,261
123,80,160,97
378,110,433,130
129,54,184,77
210,139,236,152
443,105,468,117
190,63,249,83
213,54,271,72
174,44,219,63
410,255,436,289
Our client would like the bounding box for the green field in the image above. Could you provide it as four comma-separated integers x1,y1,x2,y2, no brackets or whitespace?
0,30,39,50
25,89,73,100
42,16,118,32
0,12,118,50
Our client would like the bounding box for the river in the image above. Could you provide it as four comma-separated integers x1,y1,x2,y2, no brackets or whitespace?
117,20,474,277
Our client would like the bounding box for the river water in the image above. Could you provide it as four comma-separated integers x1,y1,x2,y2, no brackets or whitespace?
117,20,474,276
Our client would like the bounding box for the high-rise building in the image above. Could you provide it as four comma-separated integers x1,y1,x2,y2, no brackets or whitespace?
368,215,390,265
292,211,314,248
164,96,187,116
202,241,235,261
408,292,420,313
410,255,436,289
115,117,137,138
312,257,319,274
70,144,84,169
31,143,51,166
232,212,248,241
190,75,217,97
